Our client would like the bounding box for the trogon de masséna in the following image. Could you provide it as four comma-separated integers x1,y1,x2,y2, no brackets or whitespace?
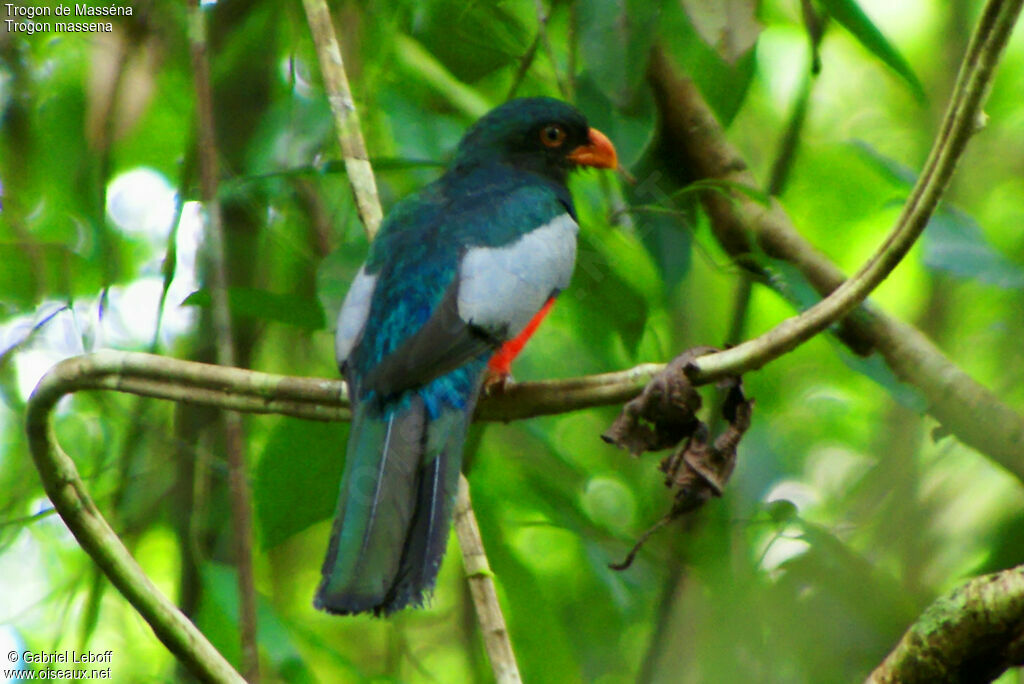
317,97,618,615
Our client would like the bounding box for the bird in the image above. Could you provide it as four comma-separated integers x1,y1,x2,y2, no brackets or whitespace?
316,97,618,616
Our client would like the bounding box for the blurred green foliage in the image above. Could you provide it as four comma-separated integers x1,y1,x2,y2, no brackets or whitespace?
2,0,1024,682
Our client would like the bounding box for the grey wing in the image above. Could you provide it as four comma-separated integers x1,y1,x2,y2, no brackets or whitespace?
335,265,377,371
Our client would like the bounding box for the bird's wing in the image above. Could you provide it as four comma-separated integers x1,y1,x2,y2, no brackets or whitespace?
346,183,577,400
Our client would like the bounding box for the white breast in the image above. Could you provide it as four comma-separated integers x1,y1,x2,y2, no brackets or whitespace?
457,213,578,338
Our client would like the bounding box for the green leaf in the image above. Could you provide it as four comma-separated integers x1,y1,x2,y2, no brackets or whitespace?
410,0,531,84
570,229,652,359
198,564,322,683
848,139,918,188
835,341,927,411
851,142,1024,289
765,499,799,524
817,0,926,101
182,287,325,330
394,34,493,119
623,150,695,290
657,1,758,124
254,418,349,549
681,0,762,64
766,260,927,410
923,207,1024,289
0,242,96,308
574,73,657,170
578,0,665,106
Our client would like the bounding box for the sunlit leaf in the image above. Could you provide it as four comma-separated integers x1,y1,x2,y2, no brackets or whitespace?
394,34,493,118
681,0,762,64
848,139,918,187
851,141,1024,289
817,0,926,100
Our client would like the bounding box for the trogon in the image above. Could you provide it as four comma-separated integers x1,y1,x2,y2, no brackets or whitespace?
316,97,618,615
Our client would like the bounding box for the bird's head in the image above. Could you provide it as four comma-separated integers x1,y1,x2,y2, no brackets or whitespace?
452,97,618,184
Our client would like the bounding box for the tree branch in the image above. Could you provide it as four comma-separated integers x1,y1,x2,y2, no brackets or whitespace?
25,358,245,684
645,0,1024,480
22,349,654,681
301,0,382,238
28,351,659,423
187,2,258,679
866,566,1024,683
454,480,521,684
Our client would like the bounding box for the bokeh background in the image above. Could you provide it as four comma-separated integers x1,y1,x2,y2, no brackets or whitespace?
2,0,1024,681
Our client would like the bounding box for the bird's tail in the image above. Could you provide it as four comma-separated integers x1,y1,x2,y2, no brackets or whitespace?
314,396,469,615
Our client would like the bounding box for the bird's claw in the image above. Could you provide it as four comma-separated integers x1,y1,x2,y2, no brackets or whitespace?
482,369,514,396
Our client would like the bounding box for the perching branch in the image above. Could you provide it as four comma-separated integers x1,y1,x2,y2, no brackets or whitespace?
22,350,655,681
866,566,1024,683
187,2,259,679
645,0,1024,480
25,351,659,423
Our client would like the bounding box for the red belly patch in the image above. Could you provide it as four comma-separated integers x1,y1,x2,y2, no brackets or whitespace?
487,297,556,376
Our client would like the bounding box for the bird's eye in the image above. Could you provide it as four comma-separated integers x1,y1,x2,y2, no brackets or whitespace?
540,124,567,148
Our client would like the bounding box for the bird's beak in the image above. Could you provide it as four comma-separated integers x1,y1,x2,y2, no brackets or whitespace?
568,127,618,170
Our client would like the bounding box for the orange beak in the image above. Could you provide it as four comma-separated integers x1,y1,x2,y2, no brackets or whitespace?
568,127,618,170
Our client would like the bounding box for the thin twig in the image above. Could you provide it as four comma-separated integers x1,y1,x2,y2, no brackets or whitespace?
507,33,542,101
300,1,520,679
28,351,662,422
301,0,382,238
532,0,569,98
690,0,1015,380
454,480,522,684
187,2,260,680
646,0,1024,478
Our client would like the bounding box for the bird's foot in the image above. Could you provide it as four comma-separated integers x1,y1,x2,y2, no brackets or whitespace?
482,368,514,396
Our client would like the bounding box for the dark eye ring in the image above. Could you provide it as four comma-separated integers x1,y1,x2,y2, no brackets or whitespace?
540,124,567,148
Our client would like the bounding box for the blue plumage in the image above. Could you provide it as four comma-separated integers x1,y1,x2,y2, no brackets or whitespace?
316,97,618,615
